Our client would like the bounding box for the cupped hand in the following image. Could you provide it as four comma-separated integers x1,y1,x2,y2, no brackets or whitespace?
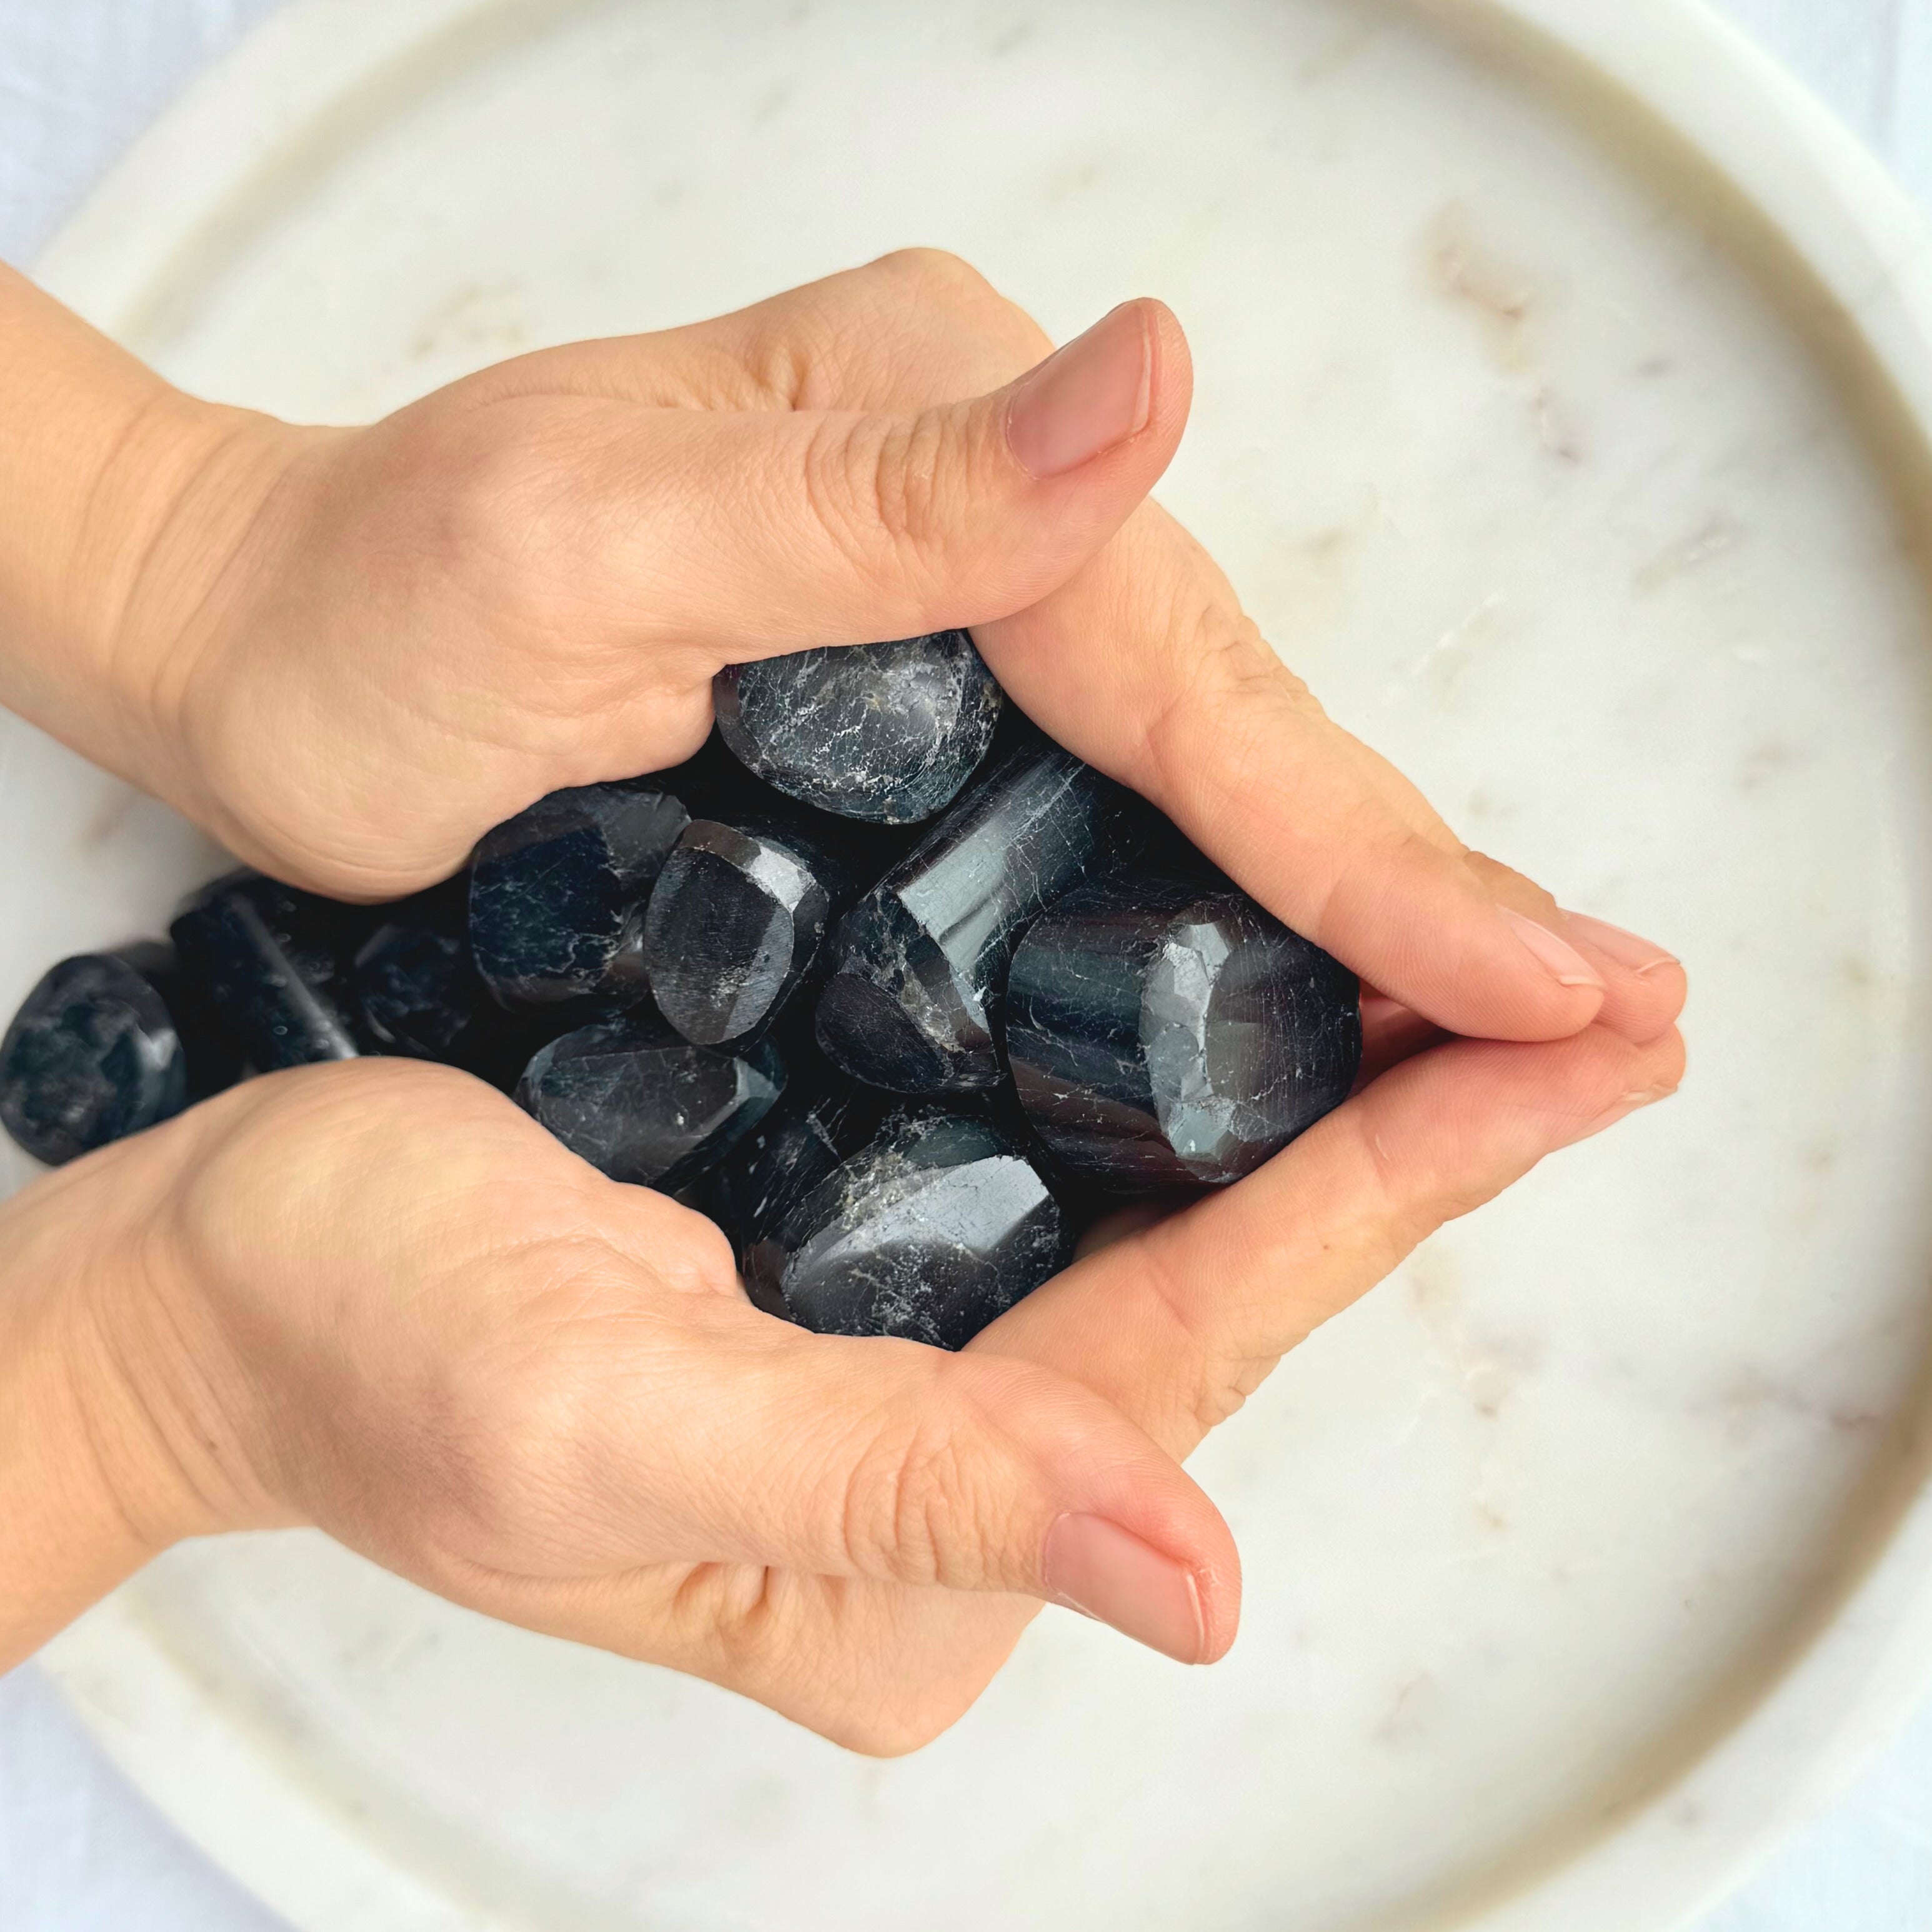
124,250,1680,1047
31,1007,1680,1753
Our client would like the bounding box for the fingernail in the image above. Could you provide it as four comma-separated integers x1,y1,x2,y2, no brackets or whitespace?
1042,1512,1206,1664
1561,1081,1680,1148
1561,913,1680,978
1005,303,1154,479
1500,907,1605,990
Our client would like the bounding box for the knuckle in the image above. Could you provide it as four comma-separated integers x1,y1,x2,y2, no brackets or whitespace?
1140,601,1305,796
870,246,998,304
800,408,957,595
838,1372,1012,1590
832,1693,971,1758
866,247,1050,370
1124,1240,1223,1411
1462,848,1548,904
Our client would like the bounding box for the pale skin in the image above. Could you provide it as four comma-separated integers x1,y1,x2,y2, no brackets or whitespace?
0,250,1686,1751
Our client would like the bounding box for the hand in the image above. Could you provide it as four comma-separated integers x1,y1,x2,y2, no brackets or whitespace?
1,1010,1681,1751
2,252,1682,1048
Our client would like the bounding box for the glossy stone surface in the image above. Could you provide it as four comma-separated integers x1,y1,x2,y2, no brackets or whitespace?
744,1111,1065,1348
642,820,852,1046
353,920,477,1059
0,948,192,1166
171,872,368,1070
814,742,1124,1091
515,1011,785,1188
713,1071,890,1282
351,903,555,1090
469,784,687,1010
1007,875,1362,1187
714,631,1003,824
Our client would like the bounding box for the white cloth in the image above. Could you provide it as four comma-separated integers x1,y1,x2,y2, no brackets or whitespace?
1,1,1930,1925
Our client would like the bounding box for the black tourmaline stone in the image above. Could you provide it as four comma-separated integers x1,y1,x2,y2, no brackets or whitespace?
714,632,1003,824
0,947,191,1165
713,1072,889,1280
1007,875,1362,1187
515,1011,785,1189
814,741,1123,1092
744,1112,1065,1348
469,784,688,1010
642,820,853,1047
353,920,477,1060
171,872,367,1071
351,904,552,1090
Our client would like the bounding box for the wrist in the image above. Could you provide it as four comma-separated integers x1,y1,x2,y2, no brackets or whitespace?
0,265,299,808
0,1129,272,1666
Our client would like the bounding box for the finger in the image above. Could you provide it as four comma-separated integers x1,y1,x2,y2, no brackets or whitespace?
1553,910,1686,1045
973,509,1632,1042
979,1023,1686,1458
476,248,1050,416
1355,990,1448,1089
552,1298,1240,1666
479,297,1188,660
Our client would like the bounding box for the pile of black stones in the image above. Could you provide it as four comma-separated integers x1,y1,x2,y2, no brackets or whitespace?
0,633,1362,1348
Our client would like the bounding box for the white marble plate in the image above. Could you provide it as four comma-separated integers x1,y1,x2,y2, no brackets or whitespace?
13,1,1932,1927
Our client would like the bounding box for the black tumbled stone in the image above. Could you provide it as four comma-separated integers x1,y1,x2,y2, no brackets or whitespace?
713,1071,889,1277
351,906,554,1090
0,949,192,1165
744,1111,1065,1349
714,632,1003,824
171,873,367,1071
515,1011,785,1188
642,820,854,1047
353,920,476,1059
470,784,687,1010
1007,875,1362,1187
814,742,1125,1092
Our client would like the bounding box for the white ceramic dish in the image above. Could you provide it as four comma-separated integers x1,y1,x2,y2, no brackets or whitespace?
12,1,1932,1926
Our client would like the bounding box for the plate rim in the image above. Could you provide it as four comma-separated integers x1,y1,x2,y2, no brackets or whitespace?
32,1,1932,1928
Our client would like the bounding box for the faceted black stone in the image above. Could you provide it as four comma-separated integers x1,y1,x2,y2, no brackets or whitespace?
469,784,687,1011
0,949,192,1165
349,898,555,1090
515,1010,785,1189
642,820,855,1047
171,872,369,1072
354,920,477,1058
714,631,1003,824
814,742,1127,1092
744,1111,1066,1349
1007,875,1362,1187
712,1066,891,1277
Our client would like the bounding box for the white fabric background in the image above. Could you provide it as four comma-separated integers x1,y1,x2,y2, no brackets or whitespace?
1,1,1930,1926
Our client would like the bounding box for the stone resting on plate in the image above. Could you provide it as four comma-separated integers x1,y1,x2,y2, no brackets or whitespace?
0,629,1362,1348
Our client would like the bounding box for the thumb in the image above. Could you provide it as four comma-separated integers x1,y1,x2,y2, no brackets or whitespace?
577,299,1191,653
582,1308,1239,1665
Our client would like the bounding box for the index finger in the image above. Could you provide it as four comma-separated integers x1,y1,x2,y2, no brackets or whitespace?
973,1022,1685,1460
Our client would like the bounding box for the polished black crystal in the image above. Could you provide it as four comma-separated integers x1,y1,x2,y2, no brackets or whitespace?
171,872,367,1071
714,632,1003,824
814,742,1123,1092
469,784,687,1010
1007,875,1362,1187
744,1112,1065,1348
712,1071,889,1280
642,820,853,1047
0,948,192,1165
352,904,555,1090
353,920,477,1059
515,1011,785,1188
